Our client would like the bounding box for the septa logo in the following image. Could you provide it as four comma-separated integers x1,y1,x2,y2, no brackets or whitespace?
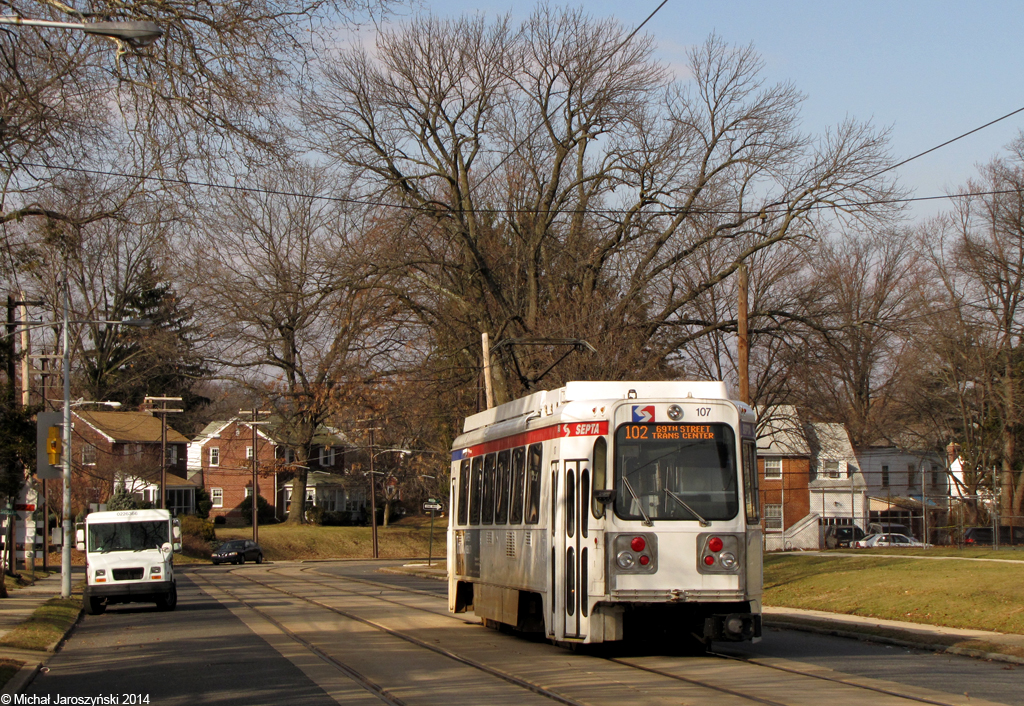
632,405,655,423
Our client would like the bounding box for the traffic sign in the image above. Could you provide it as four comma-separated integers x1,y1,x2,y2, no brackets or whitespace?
423,502,443,511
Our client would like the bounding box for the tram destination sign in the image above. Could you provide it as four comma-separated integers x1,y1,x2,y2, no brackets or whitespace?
621,423,719,441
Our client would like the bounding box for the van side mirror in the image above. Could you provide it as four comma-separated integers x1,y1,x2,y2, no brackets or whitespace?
75,528,85,551
593,489,616,505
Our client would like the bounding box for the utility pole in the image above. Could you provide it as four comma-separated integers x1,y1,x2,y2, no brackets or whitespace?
737,264,750,405
369,428,378,559
144,397,183,511
241,409,270,544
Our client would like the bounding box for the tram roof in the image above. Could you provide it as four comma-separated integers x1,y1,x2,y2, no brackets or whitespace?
464,380,731,432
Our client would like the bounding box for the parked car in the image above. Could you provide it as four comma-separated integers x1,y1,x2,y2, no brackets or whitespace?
857,533,929,548
212,539,264,565
825,525,867,548
868,522,912,537
962,526,1024,546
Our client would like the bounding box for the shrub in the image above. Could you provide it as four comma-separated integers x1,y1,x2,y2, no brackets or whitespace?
238,494,274,525
194,489,212,520
213,516,226,525
179,515,215,542
305,505,325,526
182,533,212,558
322,511,350,526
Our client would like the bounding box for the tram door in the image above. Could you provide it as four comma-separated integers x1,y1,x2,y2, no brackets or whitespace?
563,460,589,639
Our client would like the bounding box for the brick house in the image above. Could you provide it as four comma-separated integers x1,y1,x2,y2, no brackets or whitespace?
758,407,866,550
71,411,190,513
188,419,353,522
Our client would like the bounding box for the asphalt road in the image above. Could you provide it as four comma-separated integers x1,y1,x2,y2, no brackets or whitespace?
23,568,337,705
19,560,1023,706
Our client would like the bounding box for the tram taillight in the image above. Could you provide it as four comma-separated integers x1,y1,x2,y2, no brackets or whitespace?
630,536,646,552
697,533,742,575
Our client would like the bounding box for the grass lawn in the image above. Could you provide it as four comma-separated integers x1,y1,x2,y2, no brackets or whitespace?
0,659,25,691
0,597,82,652
764,552,1024,635
213,515,448,562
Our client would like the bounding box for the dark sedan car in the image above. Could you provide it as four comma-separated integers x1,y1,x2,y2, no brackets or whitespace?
212,539,264,565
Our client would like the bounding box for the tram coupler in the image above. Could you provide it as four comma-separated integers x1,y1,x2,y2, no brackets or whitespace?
704,613,760,641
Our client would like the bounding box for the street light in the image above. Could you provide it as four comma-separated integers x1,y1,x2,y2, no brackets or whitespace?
0,16,163,47
59,286,149,599
367,432,410,560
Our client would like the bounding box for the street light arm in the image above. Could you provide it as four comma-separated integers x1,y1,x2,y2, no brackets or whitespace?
0,16,162,45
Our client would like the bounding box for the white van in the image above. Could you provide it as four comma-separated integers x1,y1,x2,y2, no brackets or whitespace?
76,509,182,615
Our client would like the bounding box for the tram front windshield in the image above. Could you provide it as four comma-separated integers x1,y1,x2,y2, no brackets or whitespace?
614,423,738,522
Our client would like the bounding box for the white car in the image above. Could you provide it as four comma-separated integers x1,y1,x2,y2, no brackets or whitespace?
856,533,930,548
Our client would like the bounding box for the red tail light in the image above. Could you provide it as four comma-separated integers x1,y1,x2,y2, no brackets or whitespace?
630,536,646,552
708,536,724,552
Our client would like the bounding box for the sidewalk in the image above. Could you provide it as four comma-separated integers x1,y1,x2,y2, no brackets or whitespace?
389,562,1024,665
0,571,73,696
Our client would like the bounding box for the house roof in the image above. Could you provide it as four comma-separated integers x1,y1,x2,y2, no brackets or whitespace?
76,411,189,445
756,406,810,455
191,418,348,448
808,423,858,462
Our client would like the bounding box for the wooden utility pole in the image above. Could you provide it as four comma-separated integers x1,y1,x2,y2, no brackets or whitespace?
144,397,183,511
241,409,270,544
482,332,494,410
737,264,750,405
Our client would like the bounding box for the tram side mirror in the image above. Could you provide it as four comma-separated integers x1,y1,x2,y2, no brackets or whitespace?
594,489,616,506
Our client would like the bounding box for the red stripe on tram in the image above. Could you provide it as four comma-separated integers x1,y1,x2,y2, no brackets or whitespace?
454,421,608,460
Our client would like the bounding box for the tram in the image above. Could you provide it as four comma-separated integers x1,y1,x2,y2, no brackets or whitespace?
447,380,762,646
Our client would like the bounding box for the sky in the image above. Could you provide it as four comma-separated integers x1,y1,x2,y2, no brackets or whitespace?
370,0,1024,224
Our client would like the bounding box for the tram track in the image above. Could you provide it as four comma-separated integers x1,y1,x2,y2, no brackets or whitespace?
188,564,997,706
263,566,1000,706
191,567,589,706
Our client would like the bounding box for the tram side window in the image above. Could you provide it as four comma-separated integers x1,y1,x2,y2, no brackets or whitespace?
495,450,511,524
469,455,484,524
457,459,470,525
510,447,526,523
482,453,496,524
525,443,543,524
742,440,760,524
591,437,607,519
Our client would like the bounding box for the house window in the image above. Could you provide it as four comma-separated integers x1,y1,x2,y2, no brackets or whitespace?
881,465,889,488
821,460,840,479
286,448,296,463
81,445,97,465
931,464,940,487
209,447,220,467
246,446,254,460
211,488,223,508
764,458,782,480
319,447,336,466
244,487,252,498
907,463,917,489
764,504,783,530
168,445,178,465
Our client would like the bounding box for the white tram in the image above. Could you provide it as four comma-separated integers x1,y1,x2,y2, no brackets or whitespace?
448,380,762,646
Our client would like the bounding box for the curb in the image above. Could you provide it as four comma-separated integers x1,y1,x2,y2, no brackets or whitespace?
1,662,41,697
0,606,83,695
764,618,1024,666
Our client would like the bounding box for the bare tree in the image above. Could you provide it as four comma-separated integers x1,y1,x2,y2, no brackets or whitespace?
785,230,922,448
916,142,1024,525
185,163,402,523
303,6,902,405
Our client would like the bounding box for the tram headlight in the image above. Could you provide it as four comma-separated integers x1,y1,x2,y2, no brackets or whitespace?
616,551,636,569
719,552,738,570
667,404,684,420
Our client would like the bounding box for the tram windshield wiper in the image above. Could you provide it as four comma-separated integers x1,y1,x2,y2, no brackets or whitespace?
622,476,653,527
664,487,710,527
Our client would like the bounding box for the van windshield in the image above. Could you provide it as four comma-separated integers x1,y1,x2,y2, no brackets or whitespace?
88,521,168,553
614,422,738,522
